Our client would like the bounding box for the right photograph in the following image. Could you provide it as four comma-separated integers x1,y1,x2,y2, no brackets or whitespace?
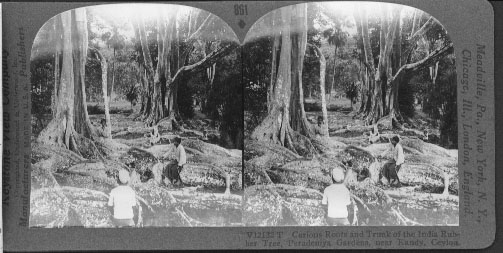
243,2,458,226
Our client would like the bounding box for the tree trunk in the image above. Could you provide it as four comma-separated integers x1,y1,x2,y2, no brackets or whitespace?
268,11,281,114
353,9,367,116
137,14,173,126
72,9,95,138
358,6,406,125
289,4,312,138
387,12,402,116
310,44,328,137
110,48,115,103
252,4,317,155
89,48,111,138
359,6,377,121
135,10,231,126
252,7,295,150
52,16,62,118
38,9,102,158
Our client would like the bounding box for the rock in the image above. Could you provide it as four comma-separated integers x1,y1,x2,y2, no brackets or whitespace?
31,164,59,190
30,188,71,228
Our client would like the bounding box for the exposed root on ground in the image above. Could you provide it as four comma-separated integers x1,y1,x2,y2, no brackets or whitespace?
391,206,423,226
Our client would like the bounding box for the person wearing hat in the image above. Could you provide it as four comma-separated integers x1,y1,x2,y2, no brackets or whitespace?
322,169,352,226
108,170,138,227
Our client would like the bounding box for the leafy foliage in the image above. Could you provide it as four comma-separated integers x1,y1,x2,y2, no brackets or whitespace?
243,37,271,136
31,57,54,133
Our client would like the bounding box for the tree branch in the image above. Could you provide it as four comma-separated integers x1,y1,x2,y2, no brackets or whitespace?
137,18,155,76
402,17,436,63
390,42,453,84
170,43,237,88
186,14,216,44
409,17,436,45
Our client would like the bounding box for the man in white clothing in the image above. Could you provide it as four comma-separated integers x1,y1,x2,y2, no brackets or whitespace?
108,170,139,227
163,137,186,186
322,169,353,226
379,135,404,187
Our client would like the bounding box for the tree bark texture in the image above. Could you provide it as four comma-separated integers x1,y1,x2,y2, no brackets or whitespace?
310,44,329,137
355,6,450,126
252,4,317,155
38,9,101,158
89,47,112,138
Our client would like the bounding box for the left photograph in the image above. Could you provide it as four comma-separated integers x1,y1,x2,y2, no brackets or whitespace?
30,4,243,228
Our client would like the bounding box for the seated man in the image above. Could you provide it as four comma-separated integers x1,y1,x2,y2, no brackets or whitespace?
163,137,186,186
378,136,404,187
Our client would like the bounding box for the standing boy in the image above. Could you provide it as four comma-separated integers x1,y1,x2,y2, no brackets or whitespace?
379,135,405,187
322,169,352,226
108,170,138,227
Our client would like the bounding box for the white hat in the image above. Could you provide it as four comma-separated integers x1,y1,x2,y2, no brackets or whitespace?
332,169,345,183
118,170,130,184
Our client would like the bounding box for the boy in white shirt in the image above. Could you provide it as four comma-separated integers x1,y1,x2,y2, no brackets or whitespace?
379,136,404,187
108,170,138,227
322,169,352,226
